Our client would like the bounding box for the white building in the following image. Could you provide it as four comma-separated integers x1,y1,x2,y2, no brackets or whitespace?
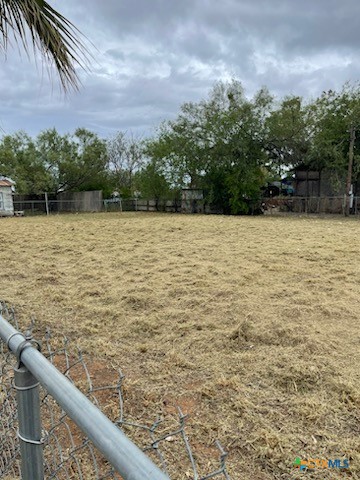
0,178,15,217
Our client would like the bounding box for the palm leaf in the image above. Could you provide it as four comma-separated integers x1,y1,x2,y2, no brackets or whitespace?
0,0,89,91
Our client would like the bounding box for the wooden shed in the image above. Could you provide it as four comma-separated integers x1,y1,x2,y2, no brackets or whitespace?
294,167,346,197
0,179,15,217
181,188,204,213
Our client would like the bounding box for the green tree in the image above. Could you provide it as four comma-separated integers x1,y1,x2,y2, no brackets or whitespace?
0,131,53,193
0,0,88,90
307,84,360,214
0,128,109,195
147,80,271,214
37,128,108,193
203,84,271,213
265,95,312,177
308,86,360,171
134,161,172,208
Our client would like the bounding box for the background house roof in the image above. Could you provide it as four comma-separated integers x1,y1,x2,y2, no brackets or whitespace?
0,179,14,187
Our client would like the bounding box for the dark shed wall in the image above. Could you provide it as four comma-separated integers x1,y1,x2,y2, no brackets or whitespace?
295,170,346,196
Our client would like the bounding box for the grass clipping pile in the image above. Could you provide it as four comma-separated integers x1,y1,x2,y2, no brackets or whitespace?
0,212,359,479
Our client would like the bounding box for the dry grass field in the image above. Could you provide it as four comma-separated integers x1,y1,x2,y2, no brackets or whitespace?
0,212,359,479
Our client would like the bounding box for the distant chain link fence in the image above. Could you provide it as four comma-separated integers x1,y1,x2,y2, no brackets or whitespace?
0,302,230,480
13,196,360,217
263,195,360,215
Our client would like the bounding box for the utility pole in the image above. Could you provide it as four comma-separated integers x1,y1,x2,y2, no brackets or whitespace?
345,125,356,216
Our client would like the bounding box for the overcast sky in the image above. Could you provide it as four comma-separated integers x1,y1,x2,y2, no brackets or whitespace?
1,0,359,139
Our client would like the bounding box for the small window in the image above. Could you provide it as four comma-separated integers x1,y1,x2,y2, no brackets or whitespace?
0,192,4,210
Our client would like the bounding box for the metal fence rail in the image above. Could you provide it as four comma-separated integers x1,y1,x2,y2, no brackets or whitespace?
0,303,230,480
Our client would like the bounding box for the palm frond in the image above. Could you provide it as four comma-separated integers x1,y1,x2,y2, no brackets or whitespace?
0,0,90,91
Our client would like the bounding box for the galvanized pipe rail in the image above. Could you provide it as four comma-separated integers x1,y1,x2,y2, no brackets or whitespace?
14,363,44,479
0,313,169,480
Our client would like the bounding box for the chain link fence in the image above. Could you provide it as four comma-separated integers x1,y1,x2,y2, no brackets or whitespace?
263,195,360,215
12,196,360,217
0,302,230,480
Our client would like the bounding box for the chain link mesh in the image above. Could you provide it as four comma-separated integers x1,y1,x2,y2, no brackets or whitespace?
0,302,230,480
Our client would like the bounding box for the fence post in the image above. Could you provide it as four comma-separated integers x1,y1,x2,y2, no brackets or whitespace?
14,363,44,480
45,193,49,216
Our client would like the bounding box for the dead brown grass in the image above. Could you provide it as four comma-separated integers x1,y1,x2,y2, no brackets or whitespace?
0,212,359,479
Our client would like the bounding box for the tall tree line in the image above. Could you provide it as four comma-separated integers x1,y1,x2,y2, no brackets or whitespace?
144,80,360,213
2,81,360,213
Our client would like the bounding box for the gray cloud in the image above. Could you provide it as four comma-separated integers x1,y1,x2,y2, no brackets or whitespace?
1,0,360,138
